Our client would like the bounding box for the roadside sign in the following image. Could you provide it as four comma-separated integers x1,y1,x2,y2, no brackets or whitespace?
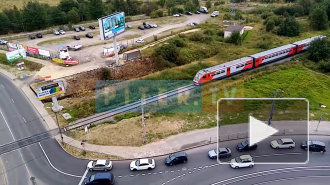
36,81,66,100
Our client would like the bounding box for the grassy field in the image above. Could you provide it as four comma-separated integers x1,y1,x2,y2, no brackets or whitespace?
1,0,60,10
67,61,330,146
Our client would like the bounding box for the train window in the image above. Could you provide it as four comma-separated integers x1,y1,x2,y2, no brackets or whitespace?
202,75,206,79
221,70,225,73
272,54,275,57
216,71,220,74
275,53,278,56
211,74,215,76
245,63,249,65
262,58,264,61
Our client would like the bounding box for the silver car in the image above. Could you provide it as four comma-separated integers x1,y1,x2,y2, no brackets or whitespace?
87,160,112,171
271,138,295,149
208,147,231,159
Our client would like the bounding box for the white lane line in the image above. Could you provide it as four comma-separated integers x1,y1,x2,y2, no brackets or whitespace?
0,109,31,178
254,175,330,185
78,168,89,185
22,117,26,123
38,142,82,178
11,99,14,103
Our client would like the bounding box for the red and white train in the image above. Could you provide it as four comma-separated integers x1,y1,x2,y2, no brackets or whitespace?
193,35,328,85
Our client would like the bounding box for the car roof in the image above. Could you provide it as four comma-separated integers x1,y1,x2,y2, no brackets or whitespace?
171,151,187,157
219,148,228,152
95,160,107,165
281,138,294,142
240,155,252,160
93,172,113,179
139,159,151,164
311,140,325,146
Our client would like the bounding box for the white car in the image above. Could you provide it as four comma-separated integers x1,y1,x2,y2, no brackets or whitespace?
87,160,112,171
173,14,180,17
150,24,158,28
271,138,295,149
53,30,60,35
136,39,144,43
223,20,230,23
59,30,65,34
230,155,254,169
130,159,155,171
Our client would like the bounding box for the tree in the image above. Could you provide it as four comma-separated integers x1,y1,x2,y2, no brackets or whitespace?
227,31,242,45
21,2,49,31
266,19,275,31
277,17,300,37
153,43,180,64
157,0,166,7
308,38,330,62
50,7,67,25
192,0,199,7
89,0,105,19
166,0,176,15
58,0,79,13
78,2,90,21
206,0,212,9
3,6,23,33
185,1,195,12
309,8,328,31
67,8,80,24
0,13,10,34
142,1,158,16
297,0,312,15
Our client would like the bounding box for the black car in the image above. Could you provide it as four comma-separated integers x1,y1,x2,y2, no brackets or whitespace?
89,25,95,29
301,140,326,153
79,26,85,31
192,22,198,25
185,11,192,15
74,27,80,32
36,33,43,38
164,152,188,166
143,22,149,26
119,44,127,50
86,33,93,38
194,11,200,14
84,172,115,185
144,24,151,29
237,140,257,152
138,25,145,30
73,35,80,40
29,34,35,39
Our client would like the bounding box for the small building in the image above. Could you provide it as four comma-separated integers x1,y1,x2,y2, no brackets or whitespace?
123,49,141,61
224,25,245,38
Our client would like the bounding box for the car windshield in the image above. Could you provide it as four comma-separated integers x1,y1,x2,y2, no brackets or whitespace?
135,160,140,166
169,154,176,160
89,174,95,181
242,140,248,147
308,141,312,145
277,139,283,145
235,157,242,163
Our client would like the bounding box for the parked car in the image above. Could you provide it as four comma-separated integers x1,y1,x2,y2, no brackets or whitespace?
89,25,95,29
237,140,257,152
192,22,198,25
74,27,80,32
126,25,132,29
178,13,183,16
138,25,145,30
119,44,127,50
194,11,201,14
271,138,295,149
130,159,155,171
144,24,151,29
36,33,43,38
173,14,180,17
0,39,8,45
164,152,188,166
185,11,193,15
67,44,82,51
59,30,65,35
73,35,80,40
86,33,93,38
53,29,60,35
230,155,254,169
136,39,144,43
79,26,85,31
223,20,230,23
211,11,219,17
84,172,115,185
187,23,197,26
208,147,231,159
87,160,112,171
29,34,35,39
149,23,157,28
143,22,149,26
301,140,326,153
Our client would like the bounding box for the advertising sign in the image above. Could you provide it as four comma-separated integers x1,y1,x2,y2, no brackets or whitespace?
98,12,125,40
6,49,27,63
36,81,66,100
65,59,79,65
7,43,18,51
52,58,65,64
27,46,39,55
38,49,51,57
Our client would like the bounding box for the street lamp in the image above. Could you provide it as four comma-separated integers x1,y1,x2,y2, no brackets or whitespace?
315,115,323,132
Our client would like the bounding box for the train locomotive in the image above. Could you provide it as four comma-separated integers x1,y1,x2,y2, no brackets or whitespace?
193,35,327,85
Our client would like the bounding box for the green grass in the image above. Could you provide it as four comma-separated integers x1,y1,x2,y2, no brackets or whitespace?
0,53,43,71
1,0,60,10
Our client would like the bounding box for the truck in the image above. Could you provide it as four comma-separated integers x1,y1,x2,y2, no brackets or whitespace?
211,11,219,17
200,6,208,14
123,49,141,61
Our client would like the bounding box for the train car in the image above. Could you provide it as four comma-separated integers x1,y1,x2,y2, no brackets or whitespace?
249,44,296,68
193,57,253,85
292,35,327,53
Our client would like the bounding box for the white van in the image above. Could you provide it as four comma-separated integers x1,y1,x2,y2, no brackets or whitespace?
211,11,219,17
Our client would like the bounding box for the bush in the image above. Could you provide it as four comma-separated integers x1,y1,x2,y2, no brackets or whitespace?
274,6,296,17
203,29,215,36
264,15,282,26
153,43,180,64
261,12,273,19
154,56,175,70
256,40,272,49
150,10,164,18
216,30,224,37
224,13,232,20
189,32,204,41
100,67,111,80
308,38,330,62
226,30,242,45
214,1,225,6
277,16,300,37
169,37,186,47
317,60,330,72
266,19,275,31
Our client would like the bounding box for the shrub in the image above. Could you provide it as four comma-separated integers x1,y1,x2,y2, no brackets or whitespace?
226,30,242,45
256,40,272,50
266,19,275,31
189,32,204,41
169,37,186,47
216,30,224,37
100,67,112,80
261,12,273,19
308,38,330,62
153,43,180,64
277,16,300,37
203,29,215,36
317,60,330,72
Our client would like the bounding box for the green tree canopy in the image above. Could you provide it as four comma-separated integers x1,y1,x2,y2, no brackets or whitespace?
309,7,328,31
206,0,212,9
67,7,80,24
0,13,11,34
89,0,105,19
277,16,300,37
154,43,180,64
21,2,48,31
308,38,330,62
58,0,79,13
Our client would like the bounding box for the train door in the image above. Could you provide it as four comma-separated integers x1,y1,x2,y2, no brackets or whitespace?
226,67,231,76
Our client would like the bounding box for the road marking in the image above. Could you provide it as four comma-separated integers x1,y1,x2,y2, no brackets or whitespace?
0,84,4,88
11,99,14,103
38,142,82,178
0,109,31,178
78,168,89,185
254,175,330,185
22,117,26,123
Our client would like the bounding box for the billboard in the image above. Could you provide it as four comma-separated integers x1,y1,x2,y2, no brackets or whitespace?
36,81,66,100
7,43,18,51
27,46,39,55
98,12,125,40
6,49,27,63
38,49,51,57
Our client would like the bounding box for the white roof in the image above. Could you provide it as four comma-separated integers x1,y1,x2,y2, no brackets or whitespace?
281,138,294,142
96,160,107,165
240,155,252,160
139,159,150,164
199,57,253,74
249,44,295,58
292,35,326,45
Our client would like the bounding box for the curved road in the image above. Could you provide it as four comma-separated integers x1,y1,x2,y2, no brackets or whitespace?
1,72,330,185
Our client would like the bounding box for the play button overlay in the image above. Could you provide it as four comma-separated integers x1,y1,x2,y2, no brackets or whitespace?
217,98,309,165
249,116,278,146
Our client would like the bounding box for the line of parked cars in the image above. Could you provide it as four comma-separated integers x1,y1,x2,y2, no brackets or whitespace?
0,39,8,45
138,22,157,30
84,138,326,184
28,33,43,39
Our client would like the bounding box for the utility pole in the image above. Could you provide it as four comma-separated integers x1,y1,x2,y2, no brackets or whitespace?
268,91,278,126
141,99,146,144
315,115,323,132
